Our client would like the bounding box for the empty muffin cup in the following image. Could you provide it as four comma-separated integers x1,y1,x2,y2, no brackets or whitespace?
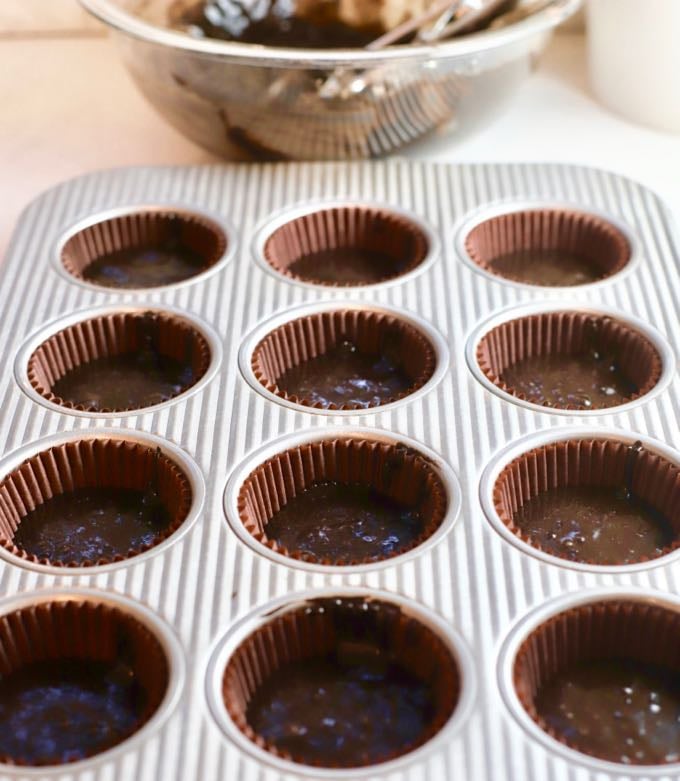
261,205,431,287
463,207,631,287
26,310,211,413
221,595,461,769
0,597,169,766
492,437,680,566
237,436,447,566
0,437,192,568
61,209,227,290
513,597,680,766
476,310,661,411
250,308,437,411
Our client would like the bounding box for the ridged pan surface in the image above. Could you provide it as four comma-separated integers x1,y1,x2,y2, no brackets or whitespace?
0,161,679,781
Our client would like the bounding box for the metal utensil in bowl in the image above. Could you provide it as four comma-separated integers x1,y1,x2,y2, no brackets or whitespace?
80,0,581,160
417,0,516,41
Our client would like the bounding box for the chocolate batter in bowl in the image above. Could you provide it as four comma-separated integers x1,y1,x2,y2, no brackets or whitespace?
80,0,581,161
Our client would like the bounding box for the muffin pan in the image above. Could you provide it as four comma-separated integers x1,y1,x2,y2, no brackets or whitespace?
0,160,679,780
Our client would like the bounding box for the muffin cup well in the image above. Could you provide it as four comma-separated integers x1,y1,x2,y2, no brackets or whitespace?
237,436,447,566
221,594,461,769
463,207,630,287
476,310,661,410
61,208,227,290
250,308,437,411
513,597,680,766
0,597,169,766
492,437,680,566
0,437,192,568
261,204,430,287
26,310,211,414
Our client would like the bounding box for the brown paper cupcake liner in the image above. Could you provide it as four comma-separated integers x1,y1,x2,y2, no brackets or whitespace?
476,311,661,410
513,598,680,764
251,309,436,411
262,206,430,287
464,208,630,286
27,310,211,413
237,437,447,566
222,595,460,768
61,209,227,289
0,438,192,568
0,597,169,766
493,438,680,565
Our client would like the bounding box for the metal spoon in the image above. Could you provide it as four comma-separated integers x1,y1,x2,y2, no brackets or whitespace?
417,0,517,41
488,0,556,29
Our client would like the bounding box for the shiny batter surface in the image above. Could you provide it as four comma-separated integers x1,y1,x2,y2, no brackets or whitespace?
83,244,205,289
501,352,636,409
53,353,195,411
14,487,170,564
489,249,600,287
289,247,408,285
514,485,674,565
0,659,143,765
266,481,423,562
277,339,411,408
247,651,435,767
537,659,680,765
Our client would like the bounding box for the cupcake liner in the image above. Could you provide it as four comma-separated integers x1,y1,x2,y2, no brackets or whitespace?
513,599,680,763
0,598,169,766
262,205,429,286
476,311,661,410
251,309,436,410
61,210,227,289
464,208,630,286
27,311,211,413
493,438,680,565
237,437,447,566
222,595,460,768
0,438,192,568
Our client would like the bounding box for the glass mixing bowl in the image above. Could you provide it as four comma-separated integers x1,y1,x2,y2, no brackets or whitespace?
80,0,581,160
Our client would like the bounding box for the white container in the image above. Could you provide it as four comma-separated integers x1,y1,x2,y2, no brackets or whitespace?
587,0,680,133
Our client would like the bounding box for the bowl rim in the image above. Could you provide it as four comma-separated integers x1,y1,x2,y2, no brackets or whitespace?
79,0,582,66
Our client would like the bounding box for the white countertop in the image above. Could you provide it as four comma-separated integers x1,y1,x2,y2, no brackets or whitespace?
1,30,679,258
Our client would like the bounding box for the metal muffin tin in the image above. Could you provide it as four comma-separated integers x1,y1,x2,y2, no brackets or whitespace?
0,160,678,781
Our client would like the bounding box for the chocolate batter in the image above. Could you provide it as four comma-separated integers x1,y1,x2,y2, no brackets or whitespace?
82,242,206,289
265,481,423,562
500,352,637,409
289,247,408,285
277,339,412,408
52,352,195,411
514,485,674,565
13,486,171,565
488,249,601,287
536,659,680,765
0,659,144,765
246,651,435,767
174,0,384,48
